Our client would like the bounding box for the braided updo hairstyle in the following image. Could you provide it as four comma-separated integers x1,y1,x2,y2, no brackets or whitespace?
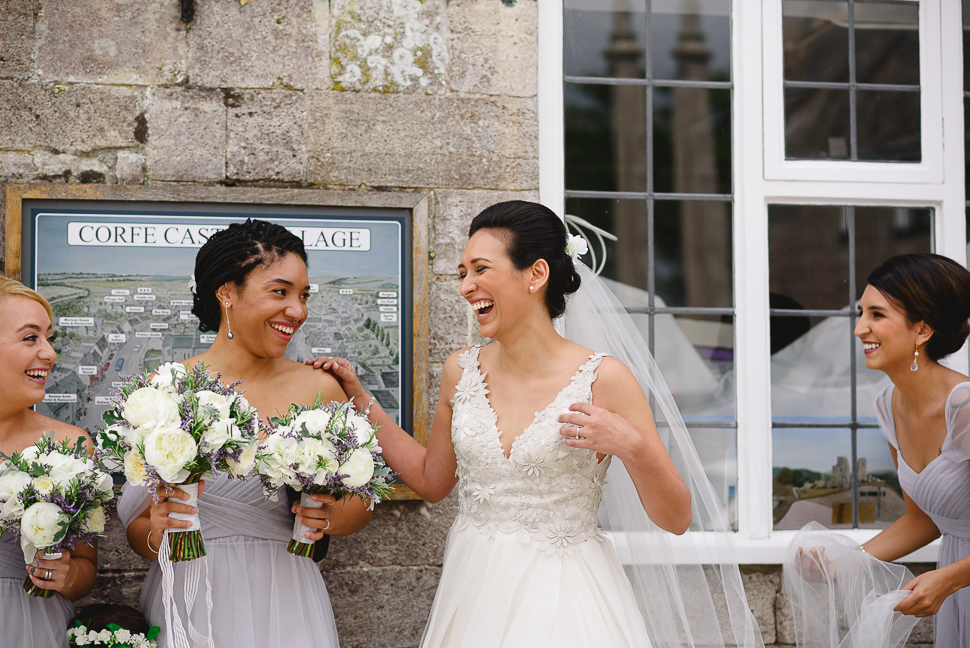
468,201,581,319
867,253,970,362
191,219,308,332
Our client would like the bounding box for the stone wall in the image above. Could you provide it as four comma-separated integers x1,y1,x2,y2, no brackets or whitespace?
0,1,936,646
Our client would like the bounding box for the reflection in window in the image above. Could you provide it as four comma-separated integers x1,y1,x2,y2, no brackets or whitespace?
768,204,931,529
782,0,920,161
563,0,736,527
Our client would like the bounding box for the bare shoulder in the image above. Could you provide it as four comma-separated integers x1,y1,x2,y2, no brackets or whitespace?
594,355,636,384
591,356,646,406
29,411,90,444
283,358,347,405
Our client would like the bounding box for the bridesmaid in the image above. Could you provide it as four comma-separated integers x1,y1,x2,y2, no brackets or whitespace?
119,220,372,648
855,254,970,644
0,277,97,647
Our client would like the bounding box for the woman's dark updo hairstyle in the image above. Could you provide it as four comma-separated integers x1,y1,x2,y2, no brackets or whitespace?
192,219,307,332
867,253,970,362
468,201,581,319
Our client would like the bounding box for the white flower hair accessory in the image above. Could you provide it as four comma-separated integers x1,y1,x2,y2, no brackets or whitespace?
67,621,159,647
187,274,197,295
565,234,588,261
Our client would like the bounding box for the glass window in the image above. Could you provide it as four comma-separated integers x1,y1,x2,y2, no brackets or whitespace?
768,204,932,530
782,0,920,161
563,0,736,527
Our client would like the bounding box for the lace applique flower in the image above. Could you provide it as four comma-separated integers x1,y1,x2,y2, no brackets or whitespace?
471,482,495,503
519,450,545,477
544,520,578,553
453,370,488,406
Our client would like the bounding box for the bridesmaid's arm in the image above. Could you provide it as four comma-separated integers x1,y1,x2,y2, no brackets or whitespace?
895,553,970,617
314,351,462,502
293,491,372,538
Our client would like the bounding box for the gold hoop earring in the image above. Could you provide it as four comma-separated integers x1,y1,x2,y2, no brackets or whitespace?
910,343,919,372
225,301,234,340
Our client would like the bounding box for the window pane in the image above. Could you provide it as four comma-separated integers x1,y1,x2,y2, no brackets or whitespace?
785,88,851,159
565,197,647,286
769,205,849,311
854,2,919,86
854,207,932,299
656,200,733,308
773,428,855,529
688,427,737,531
653,87,732,195
783,0,850,83
857,90,921,162
650,0,731,82
857,428,905,529
565,83,647,192
564,2,647,79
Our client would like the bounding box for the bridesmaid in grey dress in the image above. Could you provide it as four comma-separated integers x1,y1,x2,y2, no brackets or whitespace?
118,220,372,648
855,254,970,645
0,278,98,647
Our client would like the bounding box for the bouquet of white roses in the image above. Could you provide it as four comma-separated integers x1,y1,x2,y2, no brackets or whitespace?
257,400,393,557
96,361,259,562
0,433,114,598
68,622,160,648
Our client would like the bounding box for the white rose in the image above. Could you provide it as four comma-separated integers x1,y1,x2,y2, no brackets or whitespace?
292,409,334,436
97,629,112,642
123,450,149,486
0,470,31,502
114,629,132,643
74,630,90,646
82,506,106,534
565,233,589,260
338,448,375,488
95,472,114,493
143,425,197,484
32,475,55,495
196,390,233,422
19,446,40,463
20,501,69,548
40,452,86,486
347,413,377,448
201,418,238,452
123,387,181,429
150,362,187,394
132,637,149,648
227,442,258,478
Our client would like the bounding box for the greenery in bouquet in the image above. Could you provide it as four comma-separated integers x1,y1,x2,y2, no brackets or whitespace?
96,361,260,561
0,433,114,597
257,399,394,556
68,622,160,648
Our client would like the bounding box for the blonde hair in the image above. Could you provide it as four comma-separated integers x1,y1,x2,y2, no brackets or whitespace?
0,276,55,325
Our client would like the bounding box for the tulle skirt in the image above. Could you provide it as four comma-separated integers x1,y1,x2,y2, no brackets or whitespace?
141,536,338,648
0,577,74,647
421,523,652,648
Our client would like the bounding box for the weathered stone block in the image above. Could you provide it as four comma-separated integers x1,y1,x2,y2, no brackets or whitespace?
742,569,778,645
116,150,145,185
35,0,185,85
187,0,328,89
432,189,539,275
775,591,795,645
0,81,141,152
97,521,151,572
74,570,146,610
307,92,538,190
447,0,537,97
330,0,448,94
0,151,38,179
0,0,34,79
325,564,440,648
428,363,443,421
227,90,306,182
146,86,225,182
429,278,470,363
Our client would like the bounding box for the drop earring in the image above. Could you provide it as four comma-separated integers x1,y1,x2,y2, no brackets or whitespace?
225,301,234,340
911,344,919,372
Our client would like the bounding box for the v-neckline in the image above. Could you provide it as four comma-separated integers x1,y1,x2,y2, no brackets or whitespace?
476,353,600,460
886,384,951,477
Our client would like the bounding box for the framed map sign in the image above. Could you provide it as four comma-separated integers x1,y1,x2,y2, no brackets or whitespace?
6,186,431,501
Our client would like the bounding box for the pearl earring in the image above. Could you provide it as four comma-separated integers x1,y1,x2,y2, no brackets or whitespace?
225,301,234,340
529,286,535,292
911,344,919,372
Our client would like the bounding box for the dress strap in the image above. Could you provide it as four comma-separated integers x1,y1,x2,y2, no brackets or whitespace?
457,345,483,372
566,353,610,395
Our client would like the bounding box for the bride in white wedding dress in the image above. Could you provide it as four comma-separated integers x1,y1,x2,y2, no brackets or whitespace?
318,200,764,648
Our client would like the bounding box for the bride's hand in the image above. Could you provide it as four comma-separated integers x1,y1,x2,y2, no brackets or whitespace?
306,355,367,401
795,545,836,582
558,402,642,458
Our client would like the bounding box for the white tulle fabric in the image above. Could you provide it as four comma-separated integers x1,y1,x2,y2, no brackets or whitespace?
783,382,970,647
422,347,653,647
1,531,74,648
117,473,339,648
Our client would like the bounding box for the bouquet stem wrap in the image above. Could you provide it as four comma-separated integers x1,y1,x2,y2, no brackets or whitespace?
288,492,323,558
166,482,204,562
21,551,61,598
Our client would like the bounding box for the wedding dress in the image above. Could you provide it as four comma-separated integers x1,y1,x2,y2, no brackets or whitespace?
117,473,339,648
421,346,653,647
0,531,74,647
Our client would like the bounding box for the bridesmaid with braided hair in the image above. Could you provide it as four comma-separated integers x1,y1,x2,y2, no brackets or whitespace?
117,219,372,648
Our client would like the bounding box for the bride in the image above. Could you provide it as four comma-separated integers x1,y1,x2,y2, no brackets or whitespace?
316,200,764,647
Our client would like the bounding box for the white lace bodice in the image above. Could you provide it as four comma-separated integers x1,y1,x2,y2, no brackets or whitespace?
450,346,612,555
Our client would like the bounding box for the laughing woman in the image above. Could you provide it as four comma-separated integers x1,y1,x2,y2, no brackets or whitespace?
0,277,97,648
117,220,372,648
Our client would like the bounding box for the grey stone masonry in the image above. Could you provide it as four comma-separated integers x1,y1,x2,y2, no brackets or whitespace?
227,89,307,182
145,86,226,182
0,0,35,79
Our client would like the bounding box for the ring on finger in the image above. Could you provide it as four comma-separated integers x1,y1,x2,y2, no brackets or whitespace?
45,569,52,580
323,519,331,531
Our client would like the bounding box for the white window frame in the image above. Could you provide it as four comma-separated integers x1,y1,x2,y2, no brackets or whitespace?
763,0,944,184
538,0,966,563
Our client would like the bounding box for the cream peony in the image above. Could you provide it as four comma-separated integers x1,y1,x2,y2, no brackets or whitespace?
196,390,233,422
143,425,197,484
95,472,113,493
201,417,239,451
39,452,87,486
82,506,106,534
150,362,187,395
123,450,149,486
19,446,40,463
292,409,333,435
123,387,181,429
298,438,337,475
347,413,377,448
31,475,55,495
227,442,258,478
20,501,69,548
0,470,31,503
338,448,375,488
